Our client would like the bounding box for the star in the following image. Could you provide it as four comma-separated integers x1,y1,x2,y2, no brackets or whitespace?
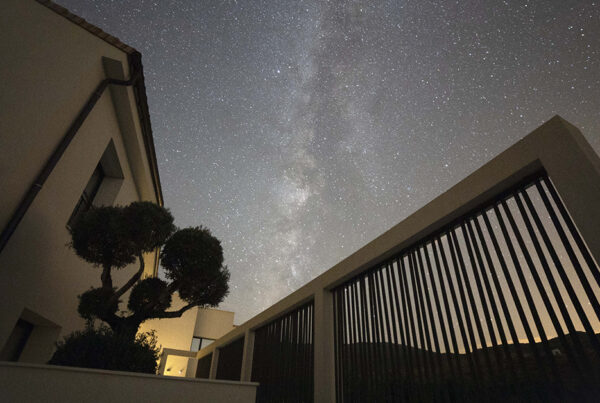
58,0,600,325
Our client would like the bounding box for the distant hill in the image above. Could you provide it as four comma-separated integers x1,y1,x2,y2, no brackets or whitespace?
334,332,600,401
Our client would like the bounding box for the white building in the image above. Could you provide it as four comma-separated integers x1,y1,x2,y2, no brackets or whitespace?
0,0,234,367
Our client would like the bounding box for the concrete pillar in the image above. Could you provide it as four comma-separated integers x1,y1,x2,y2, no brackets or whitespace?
185,358,198,378
240,329,255,381
157,351,168,376
313,288,336,403
208,348,220,380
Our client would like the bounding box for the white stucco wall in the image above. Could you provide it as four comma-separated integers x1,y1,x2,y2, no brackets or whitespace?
194,308,236,341
0,0,160,363
139,294,236,377
139,295,199,353
140,295,235,352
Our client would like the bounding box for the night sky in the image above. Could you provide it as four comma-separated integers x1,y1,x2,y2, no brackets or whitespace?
57,0,600,325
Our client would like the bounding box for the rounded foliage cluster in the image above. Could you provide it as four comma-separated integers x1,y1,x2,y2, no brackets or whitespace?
160,227,230,306
78,287,117,320
123,202,176,253
70,207,134,268
128,278,171,314
48,326,159,374
178,266,230,306
70,202,175,269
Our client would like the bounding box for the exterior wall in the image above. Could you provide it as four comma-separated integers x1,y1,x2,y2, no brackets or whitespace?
0,0,160,363
139,295,198,353
162,353,194,378
0,362,257,403
1,0,125,229
139,294,235,377
194,308,236,340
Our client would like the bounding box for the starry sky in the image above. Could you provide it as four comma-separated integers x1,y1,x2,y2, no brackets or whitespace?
58,0,600,325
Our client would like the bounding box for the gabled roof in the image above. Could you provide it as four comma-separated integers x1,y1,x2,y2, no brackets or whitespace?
36,0,137,54
35,0,164,207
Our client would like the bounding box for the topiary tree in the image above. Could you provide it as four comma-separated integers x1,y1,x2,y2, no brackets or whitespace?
68,201,230,341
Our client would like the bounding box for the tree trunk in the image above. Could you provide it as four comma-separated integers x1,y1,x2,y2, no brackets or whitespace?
108,317,143,342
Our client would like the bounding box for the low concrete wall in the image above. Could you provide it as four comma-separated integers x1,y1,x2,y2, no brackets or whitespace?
0,362,257,403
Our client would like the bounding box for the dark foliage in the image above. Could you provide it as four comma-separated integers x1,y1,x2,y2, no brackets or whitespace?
177,266,230,306
161,227,230,306
59,202,230,374
128,278,171,314
48,326,159,374
66,202,229,344
78,287,118,321
122,202,176,253
161,227,225,281
69,202,175,269
70,206,135,269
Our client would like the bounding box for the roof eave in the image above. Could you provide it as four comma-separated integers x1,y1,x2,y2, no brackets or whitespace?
36,0,164,206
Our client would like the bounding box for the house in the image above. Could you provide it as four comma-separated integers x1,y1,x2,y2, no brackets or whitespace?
0,0,234,367
0,0,162,363
4,2,600,403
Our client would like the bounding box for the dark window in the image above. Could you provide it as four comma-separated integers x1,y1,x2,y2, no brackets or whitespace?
191,336,215,352
0,319,34,361
67,163,105,228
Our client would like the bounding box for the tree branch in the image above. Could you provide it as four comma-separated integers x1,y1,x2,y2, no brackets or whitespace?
108,253,145,307
152,303,196,319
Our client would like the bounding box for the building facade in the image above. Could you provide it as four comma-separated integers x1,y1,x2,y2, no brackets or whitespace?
0,0,163,363
139,294,236,378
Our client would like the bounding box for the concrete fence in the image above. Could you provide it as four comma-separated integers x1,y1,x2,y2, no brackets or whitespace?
196,116,600,402
0,361,257,403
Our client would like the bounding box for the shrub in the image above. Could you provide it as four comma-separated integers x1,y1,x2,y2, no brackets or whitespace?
48,326,159,374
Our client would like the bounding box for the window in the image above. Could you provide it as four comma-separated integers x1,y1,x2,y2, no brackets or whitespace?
191,337,215,352
67,163,105,228
66,140,124,229
0,319,34,361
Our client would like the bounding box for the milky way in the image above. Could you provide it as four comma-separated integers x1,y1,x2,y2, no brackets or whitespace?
57,0,600,324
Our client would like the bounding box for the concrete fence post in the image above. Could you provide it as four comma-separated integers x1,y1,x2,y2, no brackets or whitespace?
208,348,220,380
314,288,336,403
240,329,255,382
